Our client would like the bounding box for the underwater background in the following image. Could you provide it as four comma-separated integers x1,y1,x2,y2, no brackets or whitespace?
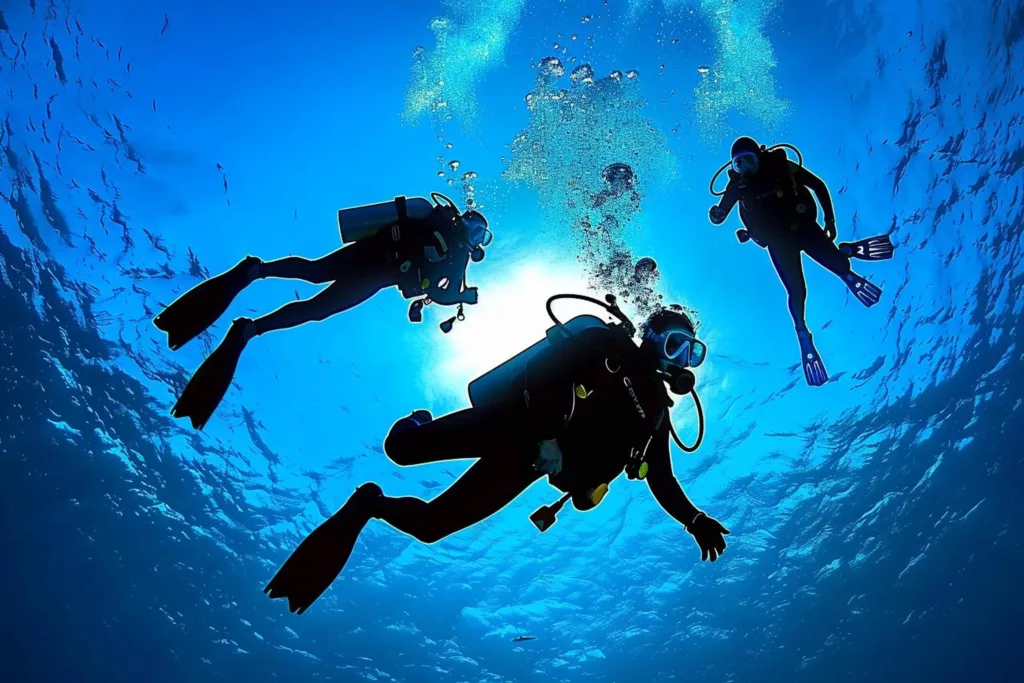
2,0,1022,681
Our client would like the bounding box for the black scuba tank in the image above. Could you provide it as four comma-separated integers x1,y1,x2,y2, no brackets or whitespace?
337,195,435,245
467,314,609,409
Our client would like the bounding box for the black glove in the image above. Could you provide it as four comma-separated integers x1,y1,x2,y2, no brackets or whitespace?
708,206,727,225
685,511,730,562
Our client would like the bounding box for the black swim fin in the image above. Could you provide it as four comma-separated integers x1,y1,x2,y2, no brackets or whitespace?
265,483,383,615
839,235,894,261
154,256,260,350
170,318,253,430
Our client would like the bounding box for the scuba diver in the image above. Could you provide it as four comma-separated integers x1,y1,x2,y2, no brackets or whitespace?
265,294,731,615
708,137,895,386
154,193,491,430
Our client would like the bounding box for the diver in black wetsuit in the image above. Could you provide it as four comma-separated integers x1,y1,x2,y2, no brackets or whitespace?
708,137,895,386
154,194,490,430
264,298,730,615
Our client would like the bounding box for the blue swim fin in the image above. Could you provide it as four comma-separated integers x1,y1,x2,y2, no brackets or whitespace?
843,272,883,308
797,331,829,387
839,235,894,261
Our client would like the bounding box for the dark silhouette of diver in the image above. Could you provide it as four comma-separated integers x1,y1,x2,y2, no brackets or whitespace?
154,193,491,429
265,294,730,615
708,137,895,386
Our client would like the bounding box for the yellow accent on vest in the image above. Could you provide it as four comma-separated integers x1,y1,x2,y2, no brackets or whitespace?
422,278,431,289
589,484,609,505
638,461,649,480
574,384,591,399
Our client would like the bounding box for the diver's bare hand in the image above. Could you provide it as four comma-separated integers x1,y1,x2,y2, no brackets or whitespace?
708,206,727,225
685,512,730,562
534,439,563,476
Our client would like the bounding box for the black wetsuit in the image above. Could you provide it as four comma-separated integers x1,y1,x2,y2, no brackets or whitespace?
376,326,703,542
254,206,474,335
715,149,852,333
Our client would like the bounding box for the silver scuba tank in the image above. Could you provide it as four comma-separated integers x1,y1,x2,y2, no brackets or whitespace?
338,196,434,244
467,314,608,408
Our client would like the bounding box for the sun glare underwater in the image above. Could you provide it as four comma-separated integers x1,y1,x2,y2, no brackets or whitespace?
2,0,1023,682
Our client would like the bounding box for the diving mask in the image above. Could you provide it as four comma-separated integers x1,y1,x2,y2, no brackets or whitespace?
731,151,759,177
461,210,493,248
652,327,707,369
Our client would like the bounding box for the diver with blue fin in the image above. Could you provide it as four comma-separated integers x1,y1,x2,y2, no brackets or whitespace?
154,193,490,430
264,293,730,615
708,137,895,386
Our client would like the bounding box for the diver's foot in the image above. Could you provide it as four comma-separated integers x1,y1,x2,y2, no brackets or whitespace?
839,235,894,261
735,229,751,244
243,255,263,282
797,331,829,387
843,272,883,308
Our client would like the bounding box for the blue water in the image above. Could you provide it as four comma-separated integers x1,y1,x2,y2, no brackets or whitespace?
2,0,1022,681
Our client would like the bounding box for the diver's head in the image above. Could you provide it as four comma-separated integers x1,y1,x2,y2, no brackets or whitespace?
641,306,707,380
730,136,761,178
459,209,493,249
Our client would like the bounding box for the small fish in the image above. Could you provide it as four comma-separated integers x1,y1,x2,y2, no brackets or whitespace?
512,636,536,643
126,62,131,73
160,14,169,35
116,45,122,60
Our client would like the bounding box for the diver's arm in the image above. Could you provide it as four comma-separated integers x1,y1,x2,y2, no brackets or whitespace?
425,250,478,305
523,340,592,441
644,430,702,526
793,164,836,225
709,177,741,225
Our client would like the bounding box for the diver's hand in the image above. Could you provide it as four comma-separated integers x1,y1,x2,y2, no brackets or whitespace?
708,206,727,225
824,219,837,241
685,512,730,562
736,229,751,244
534,439,563,476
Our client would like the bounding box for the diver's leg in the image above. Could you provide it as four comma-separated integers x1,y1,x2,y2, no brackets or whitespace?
803,225,853,278
371,448,542,543
767,245,809,333
384,406,521,467
258,244,365,285
252,244,396,335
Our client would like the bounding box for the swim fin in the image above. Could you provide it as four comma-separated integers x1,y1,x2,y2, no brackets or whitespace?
839,235,894,261
798,331,829,387
265,483,383,615
154,256,260,350
843,272,883,308
170,318,254,430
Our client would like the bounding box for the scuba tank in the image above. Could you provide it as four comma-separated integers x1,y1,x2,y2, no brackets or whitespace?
467,314,609,409
337,195,435,244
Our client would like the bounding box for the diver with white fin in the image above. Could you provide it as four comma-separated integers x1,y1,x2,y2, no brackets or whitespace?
154,193,490,430
264,294,730,615
708,137,895,386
